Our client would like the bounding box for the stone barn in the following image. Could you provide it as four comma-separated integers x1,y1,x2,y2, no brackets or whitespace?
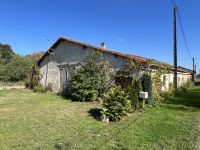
38,37,193,94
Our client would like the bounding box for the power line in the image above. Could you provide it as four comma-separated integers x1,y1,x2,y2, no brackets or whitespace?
169,0,193,60
178,58,192,62
169,0,198,76
176,11,193,59
0,21,56,40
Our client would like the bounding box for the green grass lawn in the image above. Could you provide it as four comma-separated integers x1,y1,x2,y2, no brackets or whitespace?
0,87,200,149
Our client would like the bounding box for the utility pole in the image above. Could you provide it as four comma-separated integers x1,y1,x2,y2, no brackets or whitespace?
174,6,178,92
195,64,197,75
192,58,195,81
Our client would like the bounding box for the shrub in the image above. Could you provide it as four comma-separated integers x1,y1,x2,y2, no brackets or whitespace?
128,85,139,111
24,65,40,89
141,74,153,104
127,100,132,112
128,79,143,111
135,79,143,93
178,81,194,93
0,43,14,64
101,86,129,122
46,83,53,92
71,54,101,101
99,61,114,94
0,55,35,82
0,43,42,83
152,74,164,102
33,84,47,93
161,83,175,100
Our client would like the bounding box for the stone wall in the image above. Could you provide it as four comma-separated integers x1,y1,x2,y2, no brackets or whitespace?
39,40,134,93
161,72,192,91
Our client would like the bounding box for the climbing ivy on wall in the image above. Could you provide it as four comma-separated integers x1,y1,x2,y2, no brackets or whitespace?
147,59,172,102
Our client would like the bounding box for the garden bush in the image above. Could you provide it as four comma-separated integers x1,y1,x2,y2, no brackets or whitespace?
0,43,43,83
141,74,153,104
101,86,129,122
0,55,35,82
99,61,114,94
71,54,101,101
135,79,143,93
152,74,164,102
128,85,139,111
24,65,40,89
135,79,143,107
46,83,53,92
128,79,143,111
33,84,47,93
178,81,194,93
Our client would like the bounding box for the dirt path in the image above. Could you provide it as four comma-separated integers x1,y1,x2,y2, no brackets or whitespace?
0,85,25,90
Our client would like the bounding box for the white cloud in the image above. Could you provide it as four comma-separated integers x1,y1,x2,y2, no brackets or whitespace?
118,38,125,42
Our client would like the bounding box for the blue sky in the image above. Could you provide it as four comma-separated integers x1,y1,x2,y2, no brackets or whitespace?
0,0,199,72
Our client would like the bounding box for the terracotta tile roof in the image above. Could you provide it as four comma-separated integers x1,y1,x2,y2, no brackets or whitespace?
178,66,194,74
38,37,147,65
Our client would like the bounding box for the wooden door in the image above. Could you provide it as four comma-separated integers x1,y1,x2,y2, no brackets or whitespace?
60,66,74,95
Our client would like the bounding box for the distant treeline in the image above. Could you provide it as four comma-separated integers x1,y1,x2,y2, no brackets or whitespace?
0,43,44,82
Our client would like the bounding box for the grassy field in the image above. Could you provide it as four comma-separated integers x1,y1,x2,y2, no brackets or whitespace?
0,87,200,149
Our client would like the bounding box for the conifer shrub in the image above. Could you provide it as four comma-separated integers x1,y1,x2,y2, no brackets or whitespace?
128,85,139,111
127,100,132,112
99,61,114,94
71,54,101,102
128,79,143,111
135,79,143,93
101,86,129,122
135,79,143,108
141,74,153,104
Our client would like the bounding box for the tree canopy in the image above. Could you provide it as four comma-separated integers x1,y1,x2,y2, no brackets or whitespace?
0,42,43,82
0,43,15,64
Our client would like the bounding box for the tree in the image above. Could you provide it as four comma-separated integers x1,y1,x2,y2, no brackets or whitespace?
128,85,139,111
135,79,143,94
24,63,40,90
0,43,39,83
28,51,45,62
99,61,114,94
128,79,143,111
71,54,101,101
0,43,15,64
7,55,34,81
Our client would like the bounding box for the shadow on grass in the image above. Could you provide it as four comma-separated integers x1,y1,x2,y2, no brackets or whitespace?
164,86,200,109
58,93,74,101
88,108,102,120
161,103,200,112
